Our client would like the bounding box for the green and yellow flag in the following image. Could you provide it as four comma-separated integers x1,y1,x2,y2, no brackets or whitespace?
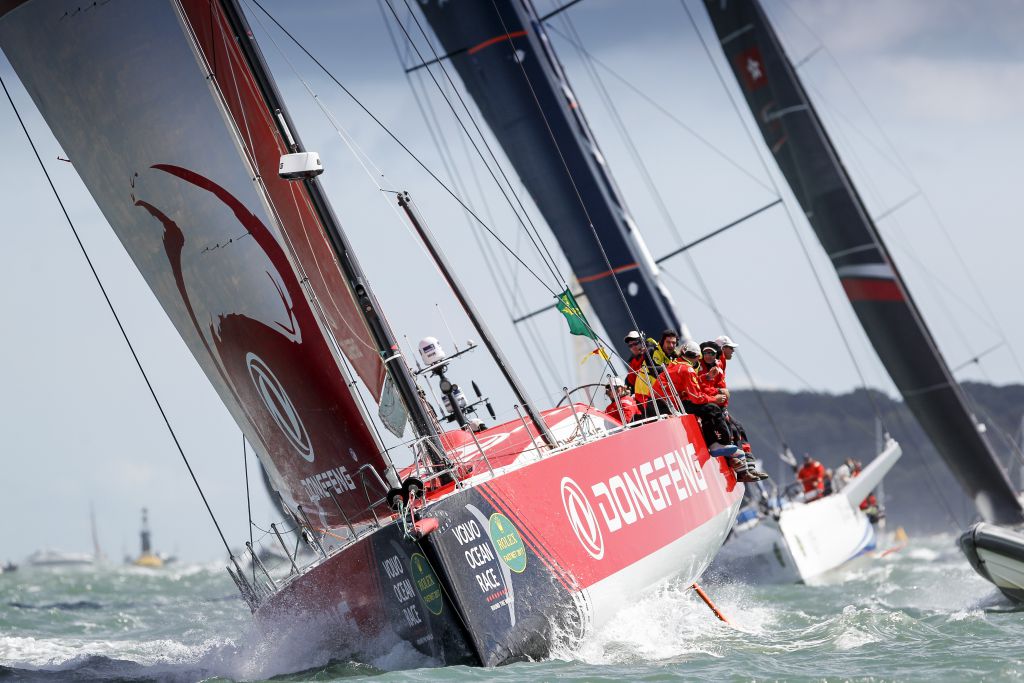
556,289,597,340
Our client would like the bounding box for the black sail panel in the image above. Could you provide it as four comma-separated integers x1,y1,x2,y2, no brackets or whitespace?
703,0,1024,524
417,0,681,356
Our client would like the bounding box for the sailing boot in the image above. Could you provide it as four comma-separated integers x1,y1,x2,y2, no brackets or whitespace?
745,457,770,481
729,456,759,483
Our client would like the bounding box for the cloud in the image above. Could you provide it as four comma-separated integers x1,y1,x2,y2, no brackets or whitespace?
864,56,1024,123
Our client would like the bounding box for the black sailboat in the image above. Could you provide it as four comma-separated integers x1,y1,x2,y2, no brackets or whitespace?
415,0,682,356
701,0,1024,598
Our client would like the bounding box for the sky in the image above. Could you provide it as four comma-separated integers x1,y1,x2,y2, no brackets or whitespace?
1,0,1023,562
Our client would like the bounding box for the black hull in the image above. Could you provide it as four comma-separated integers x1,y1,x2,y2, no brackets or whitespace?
959,523,1024,604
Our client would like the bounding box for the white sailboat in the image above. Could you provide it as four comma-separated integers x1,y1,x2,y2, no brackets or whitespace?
711,439,901,584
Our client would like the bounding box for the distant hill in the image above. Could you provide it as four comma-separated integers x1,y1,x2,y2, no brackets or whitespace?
727,382,1024,534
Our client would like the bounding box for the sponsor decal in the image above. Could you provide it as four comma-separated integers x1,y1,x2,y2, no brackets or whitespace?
411,553,444,616
562,446,709,557
561,476,605,560
300,465,355,504
489,513,527,574
452,518,503,596
246,352,314,461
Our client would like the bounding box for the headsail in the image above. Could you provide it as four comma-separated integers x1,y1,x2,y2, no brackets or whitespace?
0,0,389,527
703,0,1024,525
416,0,682,356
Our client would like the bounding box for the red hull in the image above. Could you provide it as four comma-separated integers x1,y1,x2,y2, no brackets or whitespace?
254,410,742,666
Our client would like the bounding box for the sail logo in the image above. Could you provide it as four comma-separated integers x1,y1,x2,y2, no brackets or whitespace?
735,47,767,91
561,477,605,560
246,352,314,462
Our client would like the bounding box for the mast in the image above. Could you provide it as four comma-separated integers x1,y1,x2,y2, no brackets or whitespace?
703,0,1024,525
217,0,446,468
415,0,682,357
398,192,557,448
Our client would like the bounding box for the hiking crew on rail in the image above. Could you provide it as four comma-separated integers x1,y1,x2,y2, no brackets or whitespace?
610,330,767,483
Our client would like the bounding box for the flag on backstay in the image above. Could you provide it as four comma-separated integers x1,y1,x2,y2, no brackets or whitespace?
556,289,597,340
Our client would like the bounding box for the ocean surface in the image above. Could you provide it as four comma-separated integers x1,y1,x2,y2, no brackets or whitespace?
2,533,1022,681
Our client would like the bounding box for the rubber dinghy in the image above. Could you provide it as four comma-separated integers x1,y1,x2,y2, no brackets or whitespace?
0,0,742,667
960,524,1024,604
710,440,901,585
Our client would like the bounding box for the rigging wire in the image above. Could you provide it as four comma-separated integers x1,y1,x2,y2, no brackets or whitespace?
247,0,560,297
384,0,567,290
553,7,793,450
542,22,775,197
778,0,1024,384
771,3,1021,458
383,0,628,387
802,80,984,371
481,0,649,341
679,1,978,527
0,73,236,559
377,0,555,391
242,435,255,583
679,0,890,432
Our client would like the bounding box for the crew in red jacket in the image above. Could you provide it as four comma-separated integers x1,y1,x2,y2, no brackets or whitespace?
604,377,639,424
797,455,827,500
661,342,766,482
714,334,739,380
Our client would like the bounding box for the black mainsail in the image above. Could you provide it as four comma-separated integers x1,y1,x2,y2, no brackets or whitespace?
702,0,1024,525
416,0,681,356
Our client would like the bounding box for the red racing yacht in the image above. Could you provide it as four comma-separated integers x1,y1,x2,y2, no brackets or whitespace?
0,0,742,667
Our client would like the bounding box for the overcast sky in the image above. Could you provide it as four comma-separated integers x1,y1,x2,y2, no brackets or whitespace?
1,0,1022,562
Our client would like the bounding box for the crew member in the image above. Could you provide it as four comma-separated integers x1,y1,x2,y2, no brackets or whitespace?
624,331,654,395
659,329,682,363
701,340,753,457
662,342,766,482
604,377,639,424
699,341,728,405
714,335,739,379
797,454,827,500
833,459,854,491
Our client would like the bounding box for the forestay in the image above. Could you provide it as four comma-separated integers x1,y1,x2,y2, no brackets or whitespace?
417,0,682,357
703,0,1024,525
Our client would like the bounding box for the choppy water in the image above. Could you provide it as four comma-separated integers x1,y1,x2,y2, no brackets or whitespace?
1,534,1021,681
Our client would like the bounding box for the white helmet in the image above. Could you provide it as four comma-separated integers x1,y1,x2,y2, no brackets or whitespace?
606,376,626,390
715,335,738,349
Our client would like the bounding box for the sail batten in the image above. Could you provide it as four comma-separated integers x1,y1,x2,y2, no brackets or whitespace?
703,0,1024,525
416,0,682,356
0,0,394,527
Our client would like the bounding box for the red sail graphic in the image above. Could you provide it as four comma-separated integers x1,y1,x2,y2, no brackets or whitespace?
179,0,386,399
0,1,392,526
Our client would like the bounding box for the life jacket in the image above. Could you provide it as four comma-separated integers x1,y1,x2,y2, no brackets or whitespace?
699,359,726,404
661,358,709,405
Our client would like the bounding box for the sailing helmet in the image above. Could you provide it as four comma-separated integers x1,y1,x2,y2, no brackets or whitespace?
715,335,738,349
681,340,701,358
